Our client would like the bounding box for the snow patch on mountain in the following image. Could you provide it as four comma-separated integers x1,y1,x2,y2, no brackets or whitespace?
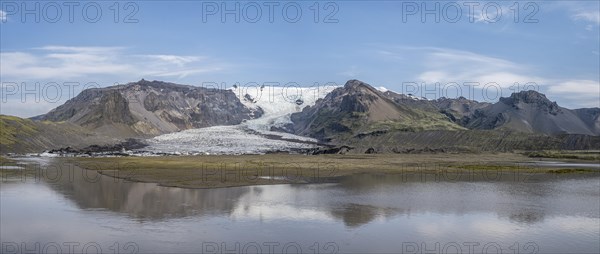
376,86,389,92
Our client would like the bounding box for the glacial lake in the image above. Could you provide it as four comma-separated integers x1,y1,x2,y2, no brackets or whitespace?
1,157,599,253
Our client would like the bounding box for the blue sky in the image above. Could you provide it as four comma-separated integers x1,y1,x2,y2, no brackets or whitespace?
1,1,599,117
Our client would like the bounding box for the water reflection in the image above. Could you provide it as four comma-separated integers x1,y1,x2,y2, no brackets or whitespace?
329,203,397,228
1,157,599,253
43,161,251,221
25,159,597,227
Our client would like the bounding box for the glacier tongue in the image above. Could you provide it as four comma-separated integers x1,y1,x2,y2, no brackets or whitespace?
143,85,336,155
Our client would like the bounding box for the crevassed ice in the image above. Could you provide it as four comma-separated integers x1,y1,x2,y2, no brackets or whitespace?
144,86,336,155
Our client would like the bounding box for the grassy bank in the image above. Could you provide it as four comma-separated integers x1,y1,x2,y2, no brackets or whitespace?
66,153,598,189
524,150,600,161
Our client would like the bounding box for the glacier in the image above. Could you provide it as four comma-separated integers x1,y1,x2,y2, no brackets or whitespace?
143,85,336,155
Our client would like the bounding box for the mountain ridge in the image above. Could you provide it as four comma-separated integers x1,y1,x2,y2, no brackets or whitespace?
2,79,599,154
288,80,599,152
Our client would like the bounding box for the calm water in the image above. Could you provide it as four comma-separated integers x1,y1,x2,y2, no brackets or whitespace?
1,158,599,254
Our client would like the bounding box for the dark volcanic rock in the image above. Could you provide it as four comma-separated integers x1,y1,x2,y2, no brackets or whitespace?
307,145,354,155
355,130,389,139
80,139,148,153
46,139,148,156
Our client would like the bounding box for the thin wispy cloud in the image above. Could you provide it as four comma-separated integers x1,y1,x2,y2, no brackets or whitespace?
573,11,600,25
0,46,225,81
34,46,126,53
552,1,600,27
374,46,599,108
548,80,600,108
142,55,204,66
409,47,545,88
151,68,224,78
1,48,135,79
0,10,7,22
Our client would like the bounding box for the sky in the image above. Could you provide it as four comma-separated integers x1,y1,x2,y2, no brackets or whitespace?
1,0,599,117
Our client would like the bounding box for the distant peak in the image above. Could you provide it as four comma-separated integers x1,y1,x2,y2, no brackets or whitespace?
503,90,551,105
500,90,561,114
344,79,369,88
343,80,381,94
135,79,156,85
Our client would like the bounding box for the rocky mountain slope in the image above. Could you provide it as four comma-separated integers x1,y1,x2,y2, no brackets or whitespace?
33,80,260,138
290,80,465,142
462,91,599,135
573,108,600,134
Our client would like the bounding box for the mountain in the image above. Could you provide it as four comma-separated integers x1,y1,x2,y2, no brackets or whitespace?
290,80,464,142
3,79,599,155
33,80,260,138
288,81,600,153
462,90,599,135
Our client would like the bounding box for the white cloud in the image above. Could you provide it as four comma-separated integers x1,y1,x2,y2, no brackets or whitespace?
553,1,600,27
34,45,126,53
0,10,7,22
0,46,230,117
547,80,600,108
414,47,545,88
150,68,223,78
375,46,598,108
573,10,600,25
0,48,135,79
0,46,224,81
142,55,203,66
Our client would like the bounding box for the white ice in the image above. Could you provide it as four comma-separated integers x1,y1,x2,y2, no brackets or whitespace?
143,85,337,155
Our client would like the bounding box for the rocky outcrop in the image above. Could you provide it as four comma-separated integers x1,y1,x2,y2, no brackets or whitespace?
46,139,148,156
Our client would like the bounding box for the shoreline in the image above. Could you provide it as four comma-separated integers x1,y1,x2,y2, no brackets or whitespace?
59,153,599,189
